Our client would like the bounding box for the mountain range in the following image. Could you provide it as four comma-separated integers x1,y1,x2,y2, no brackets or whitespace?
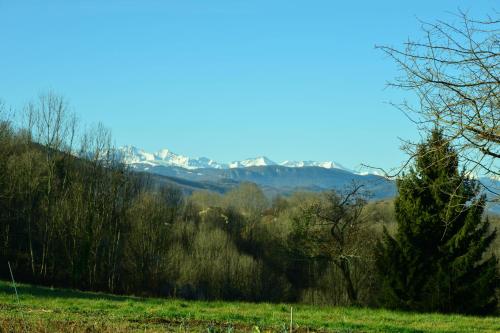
117,146,499,213
116,146,394,200
117,146,354,172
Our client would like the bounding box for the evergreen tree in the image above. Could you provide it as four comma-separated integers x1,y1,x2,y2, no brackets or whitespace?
376,129,498,314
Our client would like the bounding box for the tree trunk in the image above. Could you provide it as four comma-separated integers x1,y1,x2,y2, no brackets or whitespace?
337,258,358,305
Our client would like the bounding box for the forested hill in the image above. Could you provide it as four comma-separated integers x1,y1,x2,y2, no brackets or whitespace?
135,163,397,199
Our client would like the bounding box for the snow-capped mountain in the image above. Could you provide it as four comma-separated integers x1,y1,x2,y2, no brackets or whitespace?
117,146,351,171
117,146,226,170
280,160,350,171
229,157,277,168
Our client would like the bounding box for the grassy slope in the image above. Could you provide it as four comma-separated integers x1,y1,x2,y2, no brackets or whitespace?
0,281,499,332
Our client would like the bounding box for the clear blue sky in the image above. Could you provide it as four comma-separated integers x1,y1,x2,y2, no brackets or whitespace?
0,1,496,171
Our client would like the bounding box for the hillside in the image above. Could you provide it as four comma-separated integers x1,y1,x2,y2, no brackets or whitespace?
134,164,397,199
1,281,499,332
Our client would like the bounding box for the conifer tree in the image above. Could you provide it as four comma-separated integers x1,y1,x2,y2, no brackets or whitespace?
376,129,498,314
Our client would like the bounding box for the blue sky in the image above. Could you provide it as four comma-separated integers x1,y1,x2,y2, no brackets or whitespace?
0,1,496,171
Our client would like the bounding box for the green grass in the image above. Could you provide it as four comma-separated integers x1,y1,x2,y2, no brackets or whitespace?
0,280,498,332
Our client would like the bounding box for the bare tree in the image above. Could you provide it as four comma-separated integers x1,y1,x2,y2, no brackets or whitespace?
22,92,78,277
377,11,499,178
291,184,370,304
26,92,78,154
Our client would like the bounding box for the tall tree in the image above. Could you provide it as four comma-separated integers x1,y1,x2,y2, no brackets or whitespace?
376,128,498,314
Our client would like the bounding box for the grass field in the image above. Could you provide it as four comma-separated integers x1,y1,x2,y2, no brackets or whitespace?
0,280,498,332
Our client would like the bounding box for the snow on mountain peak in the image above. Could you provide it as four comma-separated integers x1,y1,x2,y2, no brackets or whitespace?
119,145,155,164
280,160,349,171
117,146,226,170
229,156,277,168
118,146,353,172
156,148,172,160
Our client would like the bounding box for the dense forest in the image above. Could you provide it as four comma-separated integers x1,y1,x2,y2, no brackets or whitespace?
0,95,498,315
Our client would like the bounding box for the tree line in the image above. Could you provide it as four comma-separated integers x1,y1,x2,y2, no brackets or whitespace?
0,94,498,315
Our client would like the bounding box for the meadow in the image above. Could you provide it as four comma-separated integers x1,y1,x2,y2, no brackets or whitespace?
0,280,498,333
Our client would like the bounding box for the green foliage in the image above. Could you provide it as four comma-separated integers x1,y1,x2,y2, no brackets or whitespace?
376,129,498,314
